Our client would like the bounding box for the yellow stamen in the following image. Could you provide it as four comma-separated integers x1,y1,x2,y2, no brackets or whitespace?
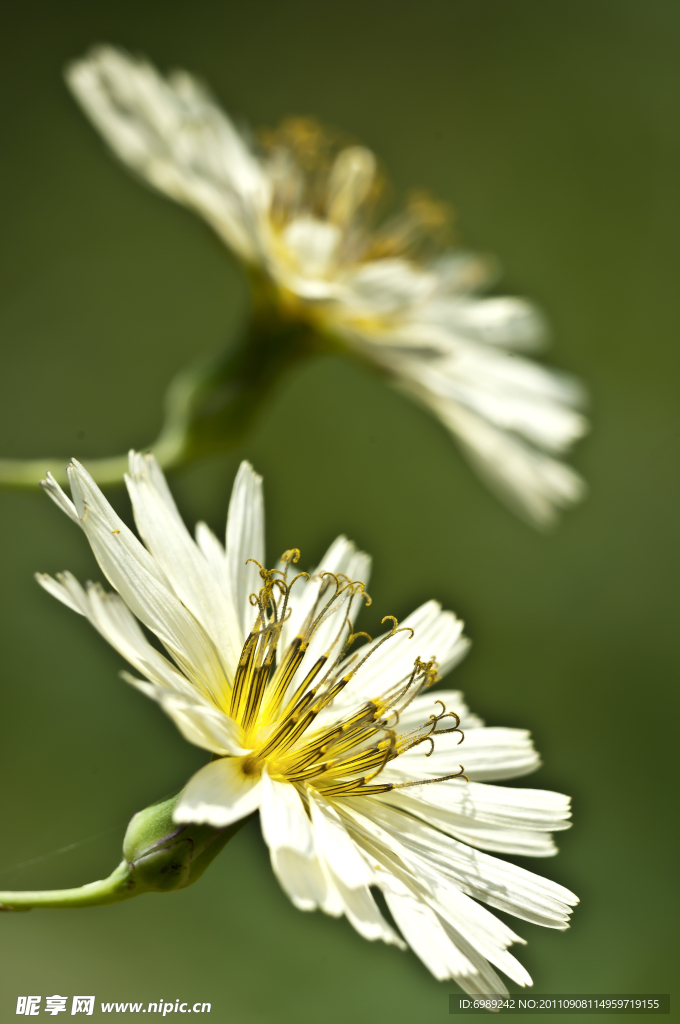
215,548,466,798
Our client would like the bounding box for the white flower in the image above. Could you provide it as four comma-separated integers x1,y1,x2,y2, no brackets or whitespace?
66,46,588,528
38,454,577,995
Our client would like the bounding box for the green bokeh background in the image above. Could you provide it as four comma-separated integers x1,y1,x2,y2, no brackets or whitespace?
0,0,677,1019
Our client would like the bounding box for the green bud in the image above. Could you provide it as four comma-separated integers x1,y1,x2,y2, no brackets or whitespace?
122,792,248,894
0,791,250,911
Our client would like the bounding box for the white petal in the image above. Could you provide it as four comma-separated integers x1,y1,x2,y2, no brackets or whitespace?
414,393,585,528
260,771,314,857
225,461,265,640
410,347,587,452
420,296,548,351
123,674,248,756
451,726,540,781
341,810,515,992
195,522,230,597
344,798,578,929
35,570,86,614
36,572,193,694
424,818,557,857
270,847,340,914
427,876,528,966
282,216,342,278
383,881,487,986
262,790,343,916
437,915,525,995
174,757,262,827
261,783,401,941
383,726,539,782
40,472,79,523
340,259,436,316
66,47,269,261
125,452,242,677
329,872,404,946
382,782,570,857
386,780,571,832
308,790,373,890
328,601,468,720
66,459,228,703
305,796,403,943
341,297,587,528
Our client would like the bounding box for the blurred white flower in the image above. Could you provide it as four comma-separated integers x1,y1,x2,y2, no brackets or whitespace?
67,47,588,528
38,455,577,994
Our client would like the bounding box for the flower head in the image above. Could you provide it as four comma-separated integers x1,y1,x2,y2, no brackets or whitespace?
66,47,588,528
38,455,577,994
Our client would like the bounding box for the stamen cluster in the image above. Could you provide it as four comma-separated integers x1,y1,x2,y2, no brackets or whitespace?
229,551,467,797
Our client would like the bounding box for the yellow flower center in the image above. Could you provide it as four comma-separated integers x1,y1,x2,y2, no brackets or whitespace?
222,550,466,797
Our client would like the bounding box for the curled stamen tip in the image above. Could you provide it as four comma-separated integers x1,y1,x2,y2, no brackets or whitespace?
348,630,372,645
431,724,465,745
414,657,439,683
381,615,414,639
281,548,301,564
352,580,372,605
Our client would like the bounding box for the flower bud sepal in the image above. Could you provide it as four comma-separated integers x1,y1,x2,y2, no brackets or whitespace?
122,791,247,893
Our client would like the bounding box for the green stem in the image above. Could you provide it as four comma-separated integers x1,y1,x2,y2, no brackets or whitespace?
0,792,251,911
0,861,134,911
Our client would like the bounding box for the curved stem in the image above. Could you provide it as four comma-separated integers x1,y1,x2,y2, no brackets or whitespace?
0,430,186,490
0,861,134,911
0,369,199,490
0,284,316,491
0,455,132,490
0,793,252,912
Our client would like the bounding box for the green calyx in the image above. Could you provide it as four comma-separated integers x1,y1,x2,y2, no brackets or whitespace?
0,792,249,911
122,793,247,894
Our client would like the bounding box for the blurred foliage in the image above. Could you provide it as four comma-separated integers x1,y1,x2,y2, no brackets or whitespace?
0,0,678,1020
